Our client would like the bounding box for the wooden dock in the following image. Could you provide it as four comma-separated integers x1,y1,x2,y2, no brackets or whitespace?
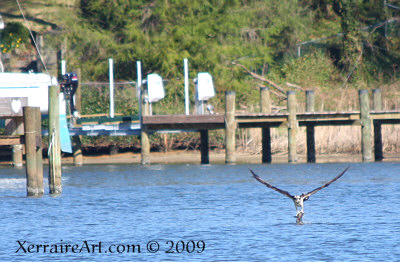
143,111,400,129
141,88,400,164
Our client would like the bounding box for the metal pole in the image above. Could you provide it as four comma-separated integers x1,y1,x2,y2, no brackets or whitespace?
137,60,142,122
184,58,189,115
61,60,66,75
109,58,114,118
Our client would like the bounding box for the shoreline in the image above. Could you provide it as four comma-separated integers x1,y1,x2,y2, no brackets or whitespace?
1,150,400,166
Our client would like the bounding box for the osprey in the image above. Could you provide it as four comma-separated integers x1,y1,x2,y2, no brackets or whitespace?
250,166,350,224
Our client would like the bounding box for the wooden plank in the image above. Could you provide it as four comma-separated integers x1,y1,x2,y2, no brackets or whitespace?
299,120,361,127
236,113,287,127
0,97,28,118
236,117,288,123
0,135,23,145
370,111,400,120
237,122,287,128
297,112,360,121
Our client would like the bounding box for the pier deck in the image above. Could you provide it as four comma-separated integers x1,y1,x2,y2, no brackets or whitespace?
141,111,400,130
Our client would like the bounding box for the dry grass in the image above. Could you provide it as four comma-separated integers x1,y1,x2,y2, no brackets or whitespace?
238,82,400,156
239,124,400,155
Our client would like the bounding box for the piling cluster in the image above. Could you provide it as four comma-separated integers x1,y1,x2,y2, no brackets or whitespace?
21,85,62,197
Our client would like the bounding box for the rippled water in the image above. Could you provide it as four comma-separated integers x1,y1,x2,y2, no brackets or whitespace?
1,162,399,261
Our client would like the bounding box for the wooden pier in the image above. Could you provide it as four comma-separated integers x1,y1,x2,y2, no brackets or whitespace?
141,88,400,164
1,88,400,168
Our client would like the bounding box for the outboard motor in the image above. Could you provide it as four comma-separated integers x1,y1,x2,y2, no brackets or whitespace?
60,72,79,117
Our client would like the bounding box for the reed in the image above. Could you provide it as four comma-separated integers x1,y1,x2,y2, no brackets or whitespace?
239,125,400,155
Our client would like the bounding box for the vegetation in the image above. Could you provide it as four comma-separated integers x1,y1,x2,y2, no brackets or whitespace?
2,0,400,153
55,0,400,112
0,22,30,54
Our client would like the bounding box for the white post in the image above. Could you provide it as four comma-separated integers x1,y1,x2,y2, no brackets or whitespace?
109,58,114,118
137,61,142,98
137,60,142,122
0,18,4,73
184,58,189,115
0,15,4,72
61,60,66,75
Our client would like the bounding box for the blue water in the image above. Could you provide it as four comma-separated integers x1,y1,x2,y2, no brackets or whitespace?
1,162,399,261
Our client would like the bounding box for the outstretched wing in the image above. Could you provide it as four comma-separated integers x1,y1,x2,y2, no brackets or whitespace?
249,169,295,200
303,166,350,198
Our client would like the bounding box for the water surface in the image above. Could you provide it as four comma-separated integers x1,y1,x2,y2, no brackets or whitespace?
1,162,399,261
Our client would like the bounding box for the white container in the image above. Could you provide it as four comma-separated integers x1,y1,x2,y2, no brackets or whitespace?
196,72,214,101
0,72,52,112
147,73,165,103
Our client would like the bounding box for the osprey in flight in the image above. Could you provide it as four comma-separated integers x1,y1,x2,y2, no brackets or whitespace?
250,166,350,224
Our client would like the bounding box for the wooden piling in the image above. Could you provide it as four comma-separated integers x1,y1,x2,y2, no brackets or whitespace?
23,107,42,197
373,89,383,161
372,88,382,112
305,90,316,163
141,90,150,165
34,107,44,195
72,68,84,165
74,68,82,113
200,130,209,164
48,85,62,194
72,136,83,166
12,144,23,167
287,91,298,163
5,118,24,167
225,91,236,163
260,87,272,163
359,90,373,162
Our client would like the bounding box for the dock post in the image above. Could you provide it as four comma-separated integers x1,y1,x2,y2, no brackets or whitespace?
287,91,298,163
141,90,150,165
48,85,62,195
225,91,236,163
305,90,316,163
72,136,83,166
74,68,82,113
12,144,23,167
72,68,83,166
23,106,42,197
34,107,44,195
359,90,373,162
5,119,24,167
200,130,209,164
372,89,383,161
260,87,272,163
